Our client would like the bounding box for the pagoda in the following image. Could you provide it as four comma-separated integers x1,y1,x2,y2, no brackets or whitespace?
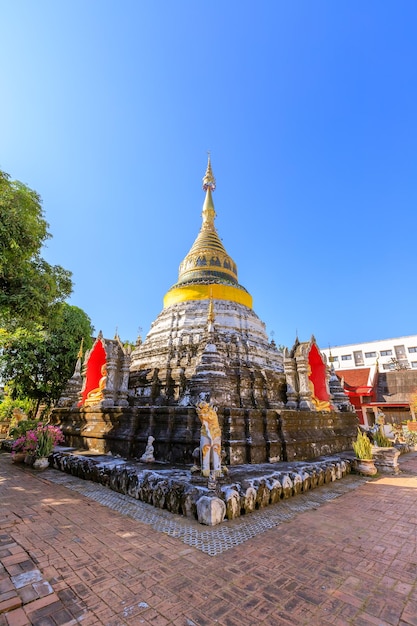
54,158,357,465
129,156,285,410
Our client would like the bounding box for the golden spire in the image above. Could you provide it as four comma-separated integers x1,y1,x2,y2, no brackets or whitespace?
163,156,253,310
174,156,238,285
202,153,216,191
77,338,84,360
201,153,216,229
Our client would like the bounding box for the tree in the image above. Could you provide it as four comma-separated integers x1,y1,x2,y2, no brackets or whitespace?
0,170,72,329
0,303,94,416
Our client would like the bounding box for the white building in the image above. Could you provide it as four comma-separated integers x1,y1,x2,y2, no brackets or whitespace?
321,335,417,372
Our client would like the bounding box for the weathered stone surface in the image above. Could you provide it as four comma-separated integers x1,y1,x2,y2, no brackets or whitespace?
45,450,354,525
196,496,226,526
52,405,357,466
254,479,271,509
240,485,257,514
129,299,285,410
222,486,241,520
281,474,293,499
267,477,282,504
373,446,400,474
289,472,302,495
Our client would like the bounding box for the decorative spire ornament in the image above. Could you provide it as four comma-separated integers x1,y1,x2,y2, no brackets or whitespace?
77,338,84,360
202,152,216,191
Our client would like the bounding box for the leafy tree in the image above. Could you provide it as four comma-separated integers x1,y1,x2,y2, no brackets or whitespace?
0,170,72,329
0,303,94,416
0,392,31,422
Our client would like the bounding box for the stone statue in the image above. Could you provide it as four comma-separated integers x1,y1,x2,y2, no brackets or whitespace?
140,436,155,463
196,401,222,478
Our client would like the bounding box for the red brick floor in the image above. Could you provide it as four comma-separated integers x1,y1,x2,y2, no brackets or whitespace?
1,451,417,625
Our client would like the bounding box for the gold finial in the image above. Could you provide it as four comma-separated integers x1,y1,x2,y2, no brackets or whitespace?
77,338,84,359
202,154,216,228
202,152,216,191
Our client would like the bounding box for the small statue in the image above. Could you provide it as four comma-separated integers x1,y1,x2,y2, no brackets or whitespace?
196,401,222,478
140,436,155,463
12,407,27,422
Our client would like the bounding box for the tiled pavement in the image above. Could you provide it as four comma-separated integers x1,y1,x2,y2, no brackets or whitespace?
1,453,417,626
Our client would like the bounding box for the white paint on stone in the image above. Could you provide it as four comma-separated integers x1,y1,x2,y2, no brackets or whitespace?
196,495,226,526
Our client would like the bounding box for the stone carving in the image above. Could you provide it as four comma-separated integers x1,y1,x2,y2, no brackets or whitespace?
140,436,155,463
196,495,226,526
284,336,352,412
196,401,222,478
76,333,131,409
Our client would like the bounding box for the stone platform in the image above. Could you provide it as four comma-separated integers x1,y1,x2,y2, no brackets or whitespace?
46,446,354,526
51,405,359,465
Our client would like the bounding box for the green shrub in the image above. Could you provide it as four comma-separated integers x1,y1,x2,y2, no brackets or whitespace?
0,397,31,422
9,419,40,440
353,429,373,460
373,430,392,447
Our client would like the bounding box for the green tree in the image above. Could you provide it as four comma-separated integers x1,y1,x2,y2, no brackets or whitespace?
0,303,94,416
0,170,72,329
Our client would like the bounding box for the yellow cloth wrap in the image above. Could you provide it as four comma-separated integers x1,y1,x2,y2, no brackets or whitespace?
163,283,253,309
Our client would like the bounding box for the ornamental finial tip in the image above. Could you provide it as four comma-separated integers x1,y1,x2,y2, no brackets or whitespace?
202,153,216,192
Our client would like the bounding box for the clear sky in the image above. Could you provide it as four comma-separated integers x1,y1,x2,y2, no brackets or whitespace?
1,1,416,350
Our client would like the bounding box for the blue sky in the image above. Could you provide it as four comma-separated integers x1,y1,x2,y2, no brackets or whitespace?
1,1,416,350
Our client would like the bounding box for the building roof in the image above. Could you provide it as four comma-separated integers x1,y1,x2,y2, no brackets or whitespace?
337,368,374,395
376,370,417,403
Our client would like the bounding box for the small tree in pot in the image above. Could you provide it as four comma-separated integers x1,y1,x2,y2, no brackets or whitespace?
353,429,377,476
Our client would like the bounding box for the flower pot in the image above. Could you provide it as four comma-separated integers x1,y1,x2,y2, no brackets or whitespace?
373,446,400,474
12,452,26,463
355,458,377,476
33,457,50,470
24,453,36,466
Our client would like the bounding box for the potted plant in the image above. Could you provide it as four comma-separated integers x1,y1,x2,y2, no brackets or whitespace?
352,429,377,476
11,436,28,463
22,429,39,465
33,424,64,470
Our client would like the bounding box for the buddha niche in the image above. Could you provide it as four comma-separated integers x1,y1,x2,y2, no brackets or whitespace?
308,363,331,412
84,364,107,406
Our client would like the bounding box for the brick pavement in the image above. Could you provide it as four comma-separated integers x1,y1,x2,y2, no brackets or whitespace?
1,451,417,626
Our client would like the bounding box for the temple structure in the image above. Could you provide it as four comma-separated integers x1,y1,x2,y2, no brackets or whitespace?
54,158,357,465
129,158,285,410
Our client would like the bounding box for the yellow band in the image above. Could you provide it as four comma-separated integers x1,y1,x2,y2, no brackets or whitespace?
163,283,253,309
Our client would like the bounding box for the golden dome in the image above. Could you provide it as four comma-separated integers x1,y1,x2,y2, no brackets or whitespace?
164,157,252,309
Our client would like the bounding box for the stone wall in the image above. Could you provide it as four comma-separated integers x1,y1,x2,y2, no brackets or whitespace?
52,405,358,465
280,410,359,461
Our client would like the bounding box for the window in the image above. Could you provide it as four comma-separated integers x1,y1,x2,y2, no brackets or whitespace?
408,347,417,353
354,351,364,365
380,350,392,356
412,362,417,369
341,354,352,361
383,363,395,370
365,351,377,358
329,355,338,362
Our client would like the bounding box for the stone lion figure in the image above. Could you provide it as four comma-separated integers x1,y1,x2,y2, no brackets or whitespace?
196,401,222,478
